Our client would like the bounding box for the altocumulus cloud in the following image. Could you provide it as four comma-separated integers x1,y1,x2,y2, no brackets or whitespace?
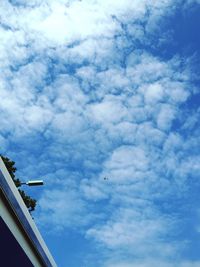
0,0,200,266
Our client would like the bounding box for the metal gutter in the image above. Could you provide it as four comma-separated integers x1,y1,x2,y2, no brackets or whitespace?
0,158,57,267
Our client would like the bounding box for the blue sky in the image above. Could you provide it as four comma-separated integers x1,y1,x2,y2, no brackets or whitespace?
0,0,200,266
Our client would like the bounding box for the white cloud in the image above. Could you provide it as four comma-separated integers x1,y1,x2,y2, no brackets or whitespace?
87,207,170,249
156,104,177,131
141,83,165,104
38,188,88,231
0,0,199,266
104,146,149,179
88,96,128,125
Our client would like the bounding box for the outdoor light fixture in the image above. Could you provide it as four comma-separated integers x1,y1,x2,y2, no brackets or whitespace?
20,180,44,186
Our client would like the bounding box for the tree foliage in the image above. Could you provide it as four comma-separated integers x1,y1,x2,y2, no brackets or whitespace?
1,155,37,212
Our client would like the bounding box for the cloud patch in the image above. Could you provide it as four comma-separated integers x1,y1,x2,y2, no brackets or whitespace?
0,0,200,266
